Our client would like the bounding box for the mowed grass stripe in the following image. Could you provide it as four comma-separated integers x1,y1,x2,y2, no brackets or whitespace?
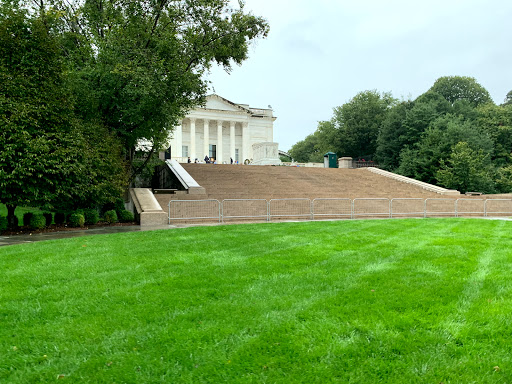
1,219,512,383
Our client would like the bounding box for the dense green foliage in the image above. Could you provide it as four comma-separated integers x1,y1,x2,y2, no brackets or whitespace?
0,216,6,231
54,212,66,225
290,76,512,193
0,0,268,224
83,209,100,226
104,210,118,224
69,213,85,228
0,3,127,226
290,91,396,162
22,213,33,228
2,219,512,382
43,212,53,227
44,0,269,179
119,210,134,223
29,213,46,230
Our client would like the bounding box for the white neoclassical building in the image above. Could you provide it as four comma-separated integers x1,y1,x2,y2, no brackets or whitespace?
168,94,278,164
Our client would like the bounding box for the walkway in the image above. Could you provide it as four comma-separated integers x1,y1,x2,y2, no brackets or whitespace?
0,225,175,247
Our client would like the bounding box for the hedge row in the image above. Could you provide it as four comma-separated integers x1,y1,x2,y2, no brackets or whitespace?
0,209,134,232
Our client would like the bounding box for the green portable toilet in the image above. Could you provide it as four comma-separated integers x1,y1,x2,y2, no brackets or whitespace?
324,152,338,168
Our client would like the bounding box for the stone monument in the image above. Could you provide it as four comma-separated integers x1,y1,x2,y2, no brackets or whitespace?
251,142,282,166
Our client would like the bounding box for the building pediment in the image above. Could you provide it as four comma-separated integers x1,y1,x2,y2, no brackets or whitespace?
204,94,251,114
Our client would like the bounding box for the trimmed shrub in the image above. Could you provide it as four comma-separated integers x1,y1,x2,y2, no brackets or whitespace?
23,212,33,227
83,208,100,225
55,212,66,225
115,198,125,215
119,210,134,223
104,210,118,224
43,212,53,227
0,216,7,232
30,213,46,230
69,213,85,228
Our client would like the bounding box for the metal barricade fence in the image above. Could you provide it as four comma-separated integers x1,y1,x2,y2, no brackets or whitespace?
168,199,221,224
166,198,512,224
456,199,485,217
312,198,352,219
484,199,512,217
222,199,268,222
425,198,456,217
390,198,425,218
353,198,390,218
268,198,312,221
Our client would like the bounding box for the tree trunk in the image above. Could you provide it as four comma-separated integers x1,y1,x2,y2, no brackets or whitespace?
6,204,17,229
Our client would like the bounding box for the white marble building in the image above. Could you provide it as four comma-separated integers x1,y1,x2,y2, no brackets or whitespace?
168,94,277,163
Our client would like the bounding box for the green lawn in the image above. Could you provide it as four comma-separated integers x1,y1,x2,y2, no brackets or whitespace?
1,219,512,383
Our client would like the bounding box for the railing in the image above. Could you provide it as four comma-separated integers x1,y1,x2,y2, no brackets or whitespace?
167,198,512,224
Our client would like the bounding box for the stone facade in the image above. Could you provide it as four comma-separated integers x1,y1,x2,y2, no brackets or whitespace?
167,94,277,164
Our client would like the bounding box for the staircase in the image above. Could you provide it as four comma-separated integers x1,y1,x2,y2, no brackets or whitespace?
154,164,454,209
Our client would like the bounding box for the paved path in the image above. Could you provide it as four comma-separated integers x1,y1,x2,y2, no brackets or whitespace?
0,225,175,247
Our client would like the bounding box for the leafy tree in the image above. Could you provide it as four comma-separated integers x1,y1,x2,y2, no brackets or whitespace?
44,0,269,180
375,101,413,170
475,103,512,167
428,76,492,107
333,90,396,158
289,133,321,163
398,114,493,184
0,3,126,227
495,165,512,193
436,142,494,194
502,91,512,106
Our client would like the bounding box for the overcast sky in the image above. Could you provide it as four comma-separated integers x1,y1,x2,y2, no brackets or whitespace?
207,0,512,151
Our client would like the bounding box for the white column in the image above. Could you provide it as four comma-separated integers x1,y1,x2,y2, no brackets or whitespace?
242,122,249,163
203,119,210,160
190,118,196,161
175,124,182,158
217,120,223,163
230,121,236,162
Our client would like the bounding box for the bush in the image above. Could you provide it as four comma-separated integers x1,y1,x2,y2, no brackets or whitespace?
43,212,53,227
23,212,33,227
0,216,7,232
119,210,134,223
69,213,85,228
104,210,118,224
30,213,46,230
55,212,66,225
84,208,99,225
102,198,125,216
115,198,125,215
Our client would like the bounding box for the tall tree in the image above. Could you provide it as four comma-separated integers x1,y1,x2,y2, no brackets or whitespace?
333,90,396,158
375,101,412,170
436,142,494,194
45,0,269,180
398,114,493,184
0,3,126,227
428,76,492,107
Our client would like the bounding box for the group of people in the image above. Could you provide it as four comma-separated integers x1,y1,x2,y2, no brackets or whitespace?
186,156,236,164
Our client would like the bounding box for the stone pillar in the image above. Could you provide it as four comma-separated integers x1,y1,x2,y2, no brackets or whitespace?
190,118,196,161
203,119,209,161
242,122,249,163
175,123,182,158
339,157,353,169
217,120,223,163
230,121,236,162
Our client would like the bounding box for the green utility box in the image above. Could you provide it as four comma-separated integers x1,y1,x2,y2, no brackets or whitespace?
324,152,338,168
